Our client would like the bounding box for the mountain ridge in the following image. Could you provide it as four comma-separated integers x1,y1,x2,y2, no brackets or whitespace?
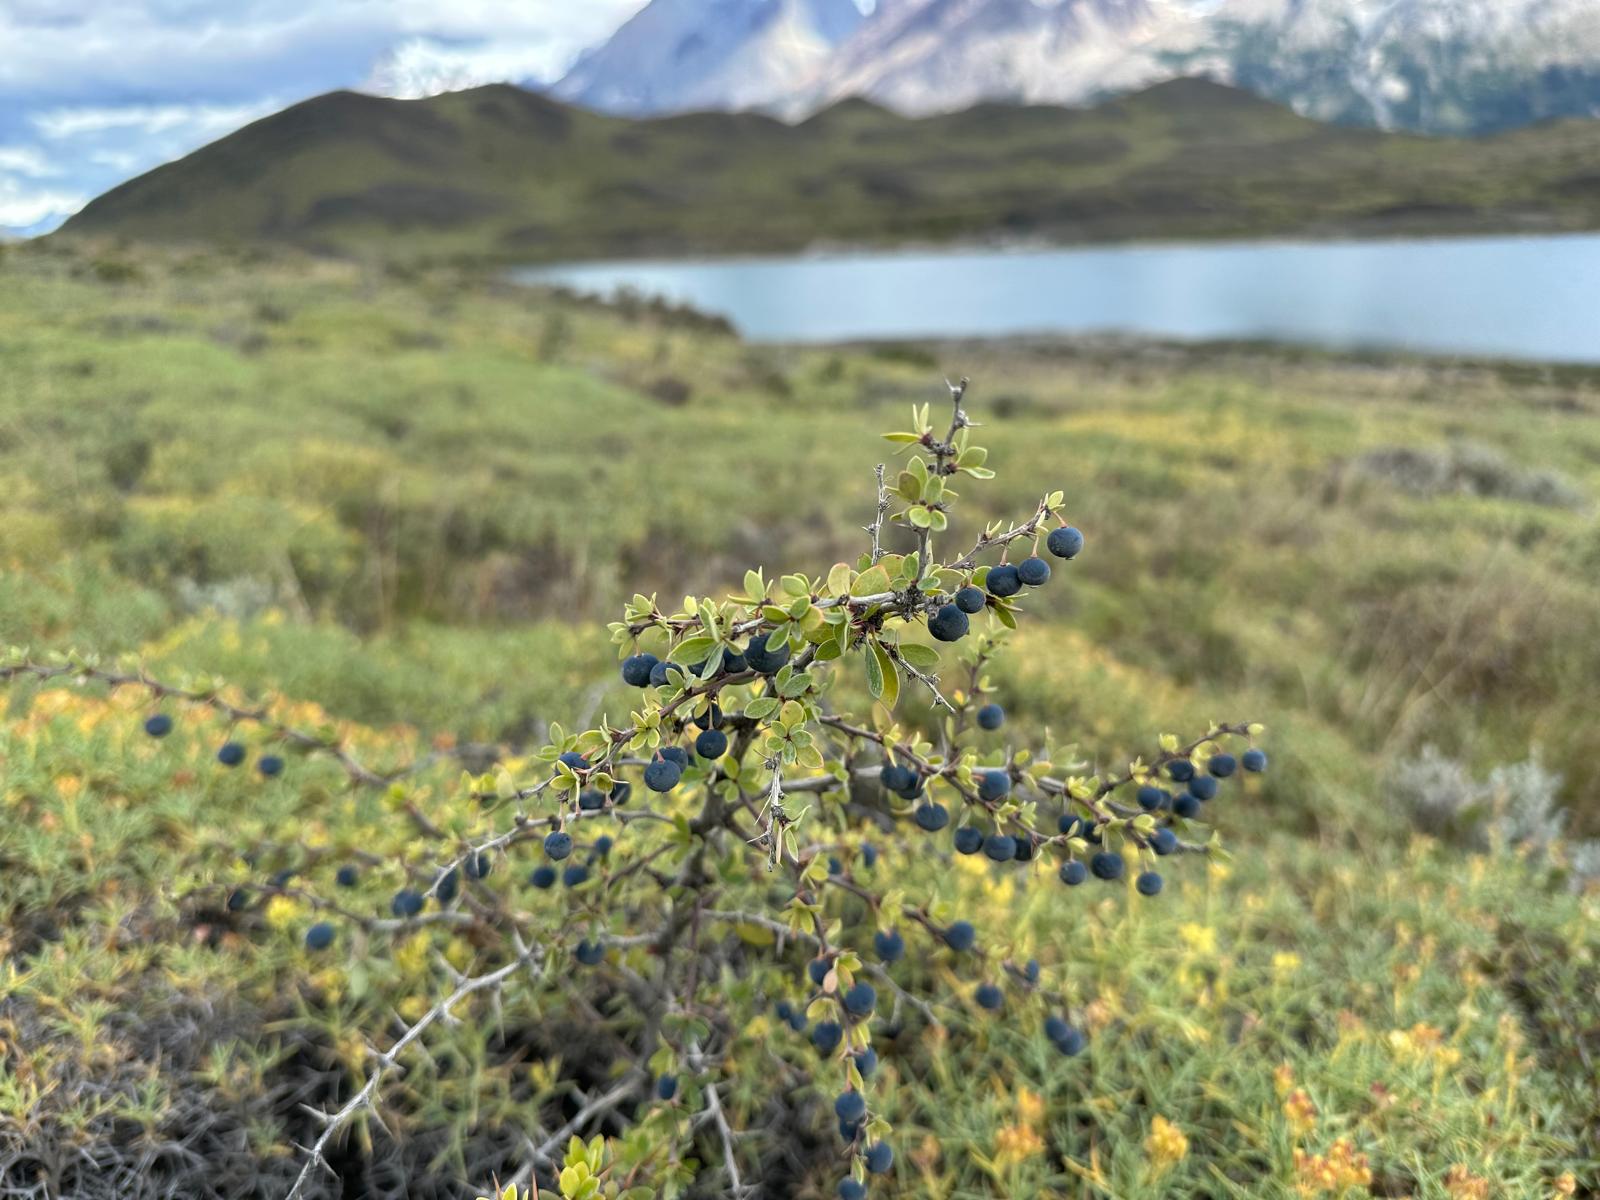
57,77,1600,262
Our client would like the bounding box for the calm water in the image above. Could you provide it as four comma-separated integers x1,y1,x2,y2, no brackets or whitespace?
516,234,1600,363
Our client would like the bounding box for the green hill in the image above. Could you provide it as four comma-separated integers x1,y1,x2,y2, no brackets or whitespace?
56,78,1600,263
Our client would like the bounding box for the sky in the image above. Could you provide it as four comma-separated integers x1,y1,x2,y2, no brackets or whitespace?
0,0,650,235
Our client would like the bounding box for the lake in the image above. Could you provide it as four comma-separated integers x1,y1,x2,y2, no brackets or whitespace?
515,234,1600,364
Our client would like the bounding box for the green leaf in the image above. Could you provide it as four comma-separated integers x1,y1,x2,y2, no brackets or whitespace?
864,642,884,699
826,562,854,595
872,640,899,710
852,564,892,597
897,643,940,669
667,636,717,665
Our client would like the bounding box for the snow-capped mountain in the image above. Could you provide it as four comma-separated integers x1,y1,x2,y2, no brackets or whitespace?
552,0,865,116
551,0,1600,133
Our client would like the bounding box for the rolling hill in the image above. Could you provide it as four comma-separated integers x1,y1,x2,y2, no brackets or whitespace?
57,77,1600,263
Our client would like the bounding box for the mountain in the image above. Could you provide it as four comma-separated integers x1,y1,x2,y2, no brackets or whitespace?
55,78,1600,262
553,0,1600,135
552,0,864,116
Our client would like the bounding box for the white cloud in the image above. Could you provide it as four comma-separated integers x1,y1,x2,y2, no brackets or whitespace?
32,100,278,141
0,177,87,228
0,146,59,176
364,36,579,99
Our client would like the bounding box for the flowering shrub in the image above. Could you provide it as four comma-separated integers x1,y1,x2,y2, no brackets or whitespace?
3,381,1266,1199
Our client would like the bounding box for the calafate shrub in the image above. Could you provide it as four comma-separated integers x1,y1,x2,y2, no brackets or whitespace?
3,381,1265,1200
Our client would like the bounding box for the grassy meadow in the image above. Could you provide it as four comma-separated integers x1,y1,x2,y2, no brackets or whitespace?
2,239,1598,1197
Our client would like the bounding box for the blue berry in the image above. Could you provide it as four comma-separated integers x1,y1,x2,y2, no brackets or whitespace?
610,781,632,806
1242,748,1268,773
913,802,949,832
1137,785,1169,811
304,922,336,951
838,1180,867,1200
861,843,877,868
853,1047,878,1078
873,929,905,963
812,1021,843,1053
143,714,173,738
1024,958,1040,983
1208,753,1237,778
257,755,284,778
391,889,424,918
1151,827,1179,856
659,745,689,770
558,751,589,771
842,982,877,1018
1013,836,1035,862
1173,792,1201,819
1166,759,1196,783
579,789,606,811
928,603,969,643
775,1000,794,1022
954,826,984,855
788,1009,807,1032
986,564,1022,597
720,647,748,674
944,921,976,952
216,741,245,767
983,834,1016,862
435,868,460,904
1136,871,1164,896
695,728,728,759
954,585,986,614
1059,860,1088,886
464,852,491,880
335,865,359,888
644,759,682,793
834,1091,867,1123
976,703,1004,731
544,831,573,860
881,763,914,794
1044,1015,1071,1043
1017,556,1051,586
829,856,844,877
1046,526,1084,559
745,633,791,674
592,835,614,858
975,982,1004,1010
621,653,658,687
529,866,557,889
978,770,1011,802
575,940,604,965
1047,1018,1085,1056
1190,775,1219,801
1058,813,1085,836
809,957,832,986
1089,851,1124,881
864,1142,894,1174
562,864,590,886
656,1075,678,1101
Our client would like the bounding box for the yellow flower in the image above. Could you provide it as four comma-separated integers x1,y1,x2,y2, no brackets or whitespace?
263,894,301,931
1273,951,1302,980
1015,1087,1045,1128
1273,1062,1296,1098
1283,1088,1317,1137
1443,1165,1491,1200
995,1122,1045,1165
1145,1116,1189,1172
1179,923,1217,956
1293,1139,1373,1197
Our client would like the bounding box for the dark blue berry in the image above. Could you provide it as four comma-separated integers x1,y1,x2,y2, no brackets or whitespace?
1024,958,1040,983
391,889,424,918
812,1021,843,1053
954,826,984,855
864,1142,894,1174
842,981,877,1018
1089,851,1124,881
435,868,460,904
1044,1015,1071,1043
775,1000,794,1022
1137,785,1169,811
217,741,245,767
592,835,613,858
873,929,905,963
1242,748,1267,773
838,1180,867,1200
464,852,491,880
1058,813,1085,836
1136,871,1164,896
954,585,986,614
976,703,1004,731
529,866,557,889
1047,1018,1085,1056
659,745,689,770
656,1074,678,1101
143,714,173,738
829,856,844,877
809,957,832,986
1208,753,1237,778
257,755,284,778
720,647,748,674
1190,775,1219,801
1017,556,1051,586
944,921,976,951
305,922,336,951
562,864,590,886
335,865,359,888
558,751,589,771
1166,759,1196,783
881,763,914,793
853,1047,878,1078
913,802,949,832
1173,792,1201,819
610,780,632,806
975,982,1004,1010
644,759,682,793
861,843,877,868
986,564,1022,597
983,834,1016,862
579,789,606,811
1151,827,1179,856
745,633,791,674
834,1091,867,1123
621,653,658,687
1013,836,1036,862
543,831,573,860
575,940,604,965
648,659,686,688
1047,526,1084,559
928,603,969,643
695,728,728,760
978,770,1011,802
789,1009,808,1032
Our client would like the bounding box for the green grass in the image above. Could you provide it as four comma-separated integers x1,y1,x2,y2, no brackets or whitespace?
53,77,1600,264
2,242,1598,1197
